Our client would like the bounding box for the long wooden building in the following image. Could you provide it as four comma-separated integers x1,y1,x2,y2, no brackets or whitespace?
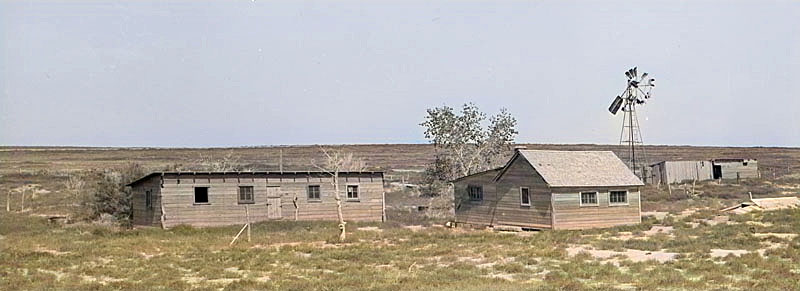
453,150,643,230
127,171,385,228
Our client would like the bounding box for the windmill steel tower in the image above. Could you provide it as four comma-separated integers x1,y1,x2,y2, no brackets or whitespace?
608,67,655,179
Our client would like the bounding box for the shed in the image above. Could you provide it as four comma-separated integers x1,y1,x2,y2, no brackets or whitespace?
648,160,713,185
712,159,758,180
453,150,643,230
127,171,385,228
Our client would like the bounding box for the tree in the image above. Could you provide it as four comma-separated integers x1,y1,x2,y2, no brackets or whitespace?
195,152,248,172
420,103,518,194
312,147,366,242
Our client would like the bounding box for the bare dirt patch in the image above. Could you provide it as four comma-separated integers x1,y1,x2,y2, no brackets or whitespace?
567,245,679,263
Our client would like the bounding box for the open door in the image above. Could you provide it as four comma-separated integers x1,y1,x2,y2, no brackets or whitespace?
713,165,722,179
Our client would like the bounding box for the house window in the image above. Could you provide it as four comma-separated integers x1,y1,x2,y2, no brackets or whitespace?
520,187,530,206
145,190,153,210
308,185,321,201
238,186,254,204
610,191,628,204
468,185,483,202
580,192,598,206
194,187,209,204
346,185,359,200
743,161,748,166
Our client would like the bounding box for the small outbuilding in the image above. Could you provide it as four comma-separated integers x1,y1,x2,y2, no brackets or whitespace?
453,150,643,230
127,171,385,228
648,160,714,185
712,159,758,180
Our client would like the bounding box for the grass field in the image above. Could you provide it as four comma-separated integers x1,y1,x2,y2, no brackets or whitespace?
2,208,799,290
1,144,799,290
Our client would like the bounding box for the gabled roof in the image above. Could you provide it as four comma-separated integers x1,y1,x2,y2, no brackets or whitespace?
450,167,502,183
126,171,384,187
495,150,643,187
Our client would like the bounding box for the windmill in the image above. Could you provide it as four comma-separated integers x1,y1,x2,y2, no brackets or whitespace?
608,67,655,179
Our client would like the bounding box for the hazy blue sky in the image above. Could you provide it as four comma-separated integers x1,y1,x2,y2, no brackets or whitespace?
2,1,798,147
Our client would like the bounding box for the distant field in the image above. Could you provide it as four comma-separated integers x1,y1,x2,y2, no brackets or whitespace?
2,143,799,175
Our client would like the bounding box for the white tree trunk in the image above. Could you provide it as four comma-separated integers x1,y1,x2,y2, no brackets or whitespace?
333,172,346,242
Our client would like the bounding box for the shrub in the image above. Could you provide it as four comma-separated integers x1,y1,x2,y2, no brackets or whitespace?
87,163,146,227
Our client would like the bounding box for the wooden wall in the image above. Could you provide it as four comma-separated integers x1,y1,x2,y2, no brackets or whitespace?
717,160,759,180
132,173,384,228
551,186,641,230
131,177,162,227
650,161,713,184
454,156,552,229
453,170,499,227
494,156,552,228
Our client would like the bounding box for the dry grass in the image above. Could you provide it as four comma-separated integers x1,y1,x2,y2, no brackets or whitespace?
2,208,799,290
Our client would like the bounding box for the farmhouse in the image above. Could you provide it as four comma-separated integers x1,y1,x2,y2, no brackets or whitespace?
127,171,385,228
453,150,643,230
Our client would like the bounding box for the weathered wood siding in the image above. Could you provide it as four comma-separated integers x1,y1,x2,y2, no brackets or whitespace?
454,156,552,229
551,186,641,230
716,160,758,180
131,177,162,227
133,173,384,228
494,156,552,228
649,161,713,184
453,170,499,227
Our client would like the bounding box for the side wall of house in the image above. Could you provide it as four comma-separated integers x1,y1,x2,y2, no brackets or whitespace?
131,177,162,227
494,157,552,228
453,170,498,227
156,173,384,228
551,186,641,230
717,160,759,180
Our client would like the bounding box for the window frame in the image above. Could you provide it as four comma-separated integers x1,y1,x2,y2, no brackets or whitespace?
345,184,360,201
579,191,598,207
468,185,484,202
238,186,255,204
307,185,322,202
194,186,210,205
609,190,629,206
519,187,531,207
145,190,153,210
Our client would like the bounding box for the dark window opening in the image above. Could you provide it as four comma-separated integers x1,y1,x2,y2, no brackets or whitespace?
194,187,209,204
520,187,531,206
580,192,597,205
308,185,321,201
468,185,483,201
238,186,254,204
610,191,627,204
743,162,748,166
346,185,359,200
145,190,153,210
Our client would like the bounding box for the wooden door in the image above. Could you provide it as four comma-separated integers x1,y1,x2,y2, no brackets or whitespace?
266,186,281,219
267,198,281,219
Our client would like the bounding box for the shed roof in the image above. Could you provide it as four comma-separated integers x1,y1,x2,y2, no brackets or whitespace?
126,171,384,187
497,150,643,187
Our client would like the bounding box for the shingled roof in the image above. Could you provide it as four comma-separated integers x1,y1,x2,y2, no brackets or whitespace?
496,150,643,187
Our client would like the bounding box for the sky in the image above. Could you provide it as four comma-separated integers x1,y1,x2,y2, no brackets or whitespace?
1,0,799,147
